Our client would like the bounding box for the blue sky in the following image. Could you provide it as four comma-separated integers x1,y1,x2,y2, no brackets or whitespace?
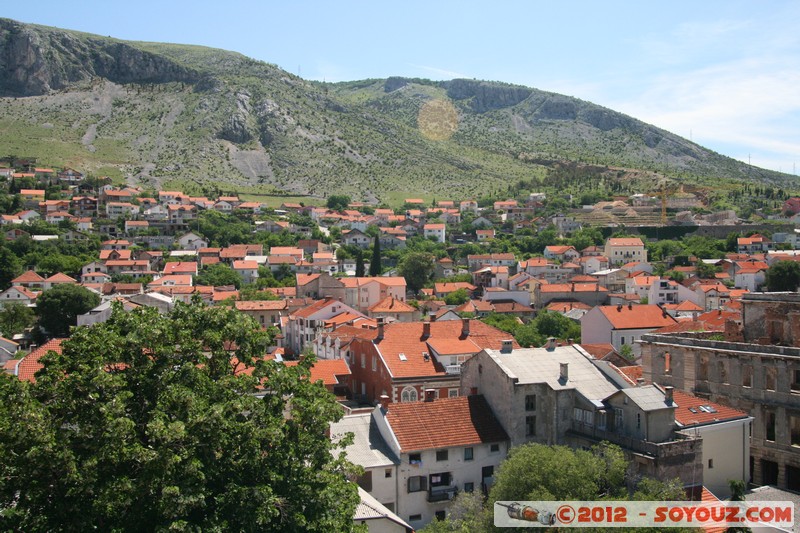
4,1,799,175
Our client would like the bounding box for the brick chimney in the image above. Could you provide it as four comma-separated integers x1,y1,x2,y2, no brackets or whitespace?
559,362,569,382
422,320,431,339
376,317,384,342
500,339,513,354
461,317,471,337
546,337,557,351
379,394,390,411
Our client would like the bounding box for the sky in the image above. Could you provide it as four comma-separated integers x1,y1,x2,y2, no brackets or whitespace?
4,1,800,175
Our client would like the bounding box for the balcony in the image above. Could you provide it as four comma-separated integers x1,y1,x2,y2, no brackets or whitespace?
428,486,457,502
568,419,699,458
445,364,461,375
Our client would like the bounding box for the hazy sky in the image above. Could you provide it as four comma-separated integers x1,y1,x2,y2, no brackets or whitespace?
4,1,799,174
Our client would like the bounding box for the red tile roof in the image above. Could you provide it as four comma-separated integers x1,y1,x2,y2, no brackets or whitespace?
12,270,45,283
9,338,65,382
385,395,508,452
595,304,678,329
376,320,517,378
369,296,416,313
672,389,749,428
284,358,351,386
234,300,287,311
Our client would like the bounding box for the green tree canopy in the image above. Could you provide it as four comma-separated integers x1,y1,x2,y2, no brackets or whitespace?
326,194,351,211
0,302,359,531
766,260,800,291
0,245,22,290
0,302,35,338
369,234,382,276
398,252,435,293
195,262,242,289
444,288,470,306
35,284,101,337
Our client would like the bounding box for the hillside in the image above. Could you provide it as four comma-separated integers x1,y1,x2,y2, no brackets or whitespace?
0,18,796,204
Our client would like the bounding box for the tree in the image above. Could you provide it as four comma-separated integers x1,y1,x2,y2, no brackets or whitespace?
326,194,351,211
355,250,365,277
195,263,242,289
369,234,382,276
444,288,470,306
0,245,22,290
766,260,800,291
35,284,100,337
398,252,435,293
490,442,685,505
0,302,360,531
418,490,488,532
0,302,35,338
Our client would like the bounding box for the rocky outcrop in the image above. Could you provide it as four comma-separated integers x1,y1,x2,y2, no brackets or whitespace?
0,18,199,96
443,79,532,112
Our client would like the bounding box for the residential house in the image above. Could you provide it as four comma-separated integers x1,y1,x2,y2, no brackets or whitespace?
371,395,509,527
0,286,38,308
532,282,607,310
347,318,517,404
580,304,678,355
368,296,419,323
343,229,372,248
544,245,579,262
423,223,445,243
234,300,288,329
232,260,259,285
604,237,647,266
106,202,139,219
286,297,366,355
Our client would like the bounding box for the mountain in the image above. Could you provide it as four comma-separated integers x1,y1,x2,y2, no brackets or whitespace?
0,18,795,204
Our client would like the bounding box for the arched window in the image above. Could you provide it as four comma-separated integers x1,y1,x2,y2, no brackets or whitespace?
401,386,418,402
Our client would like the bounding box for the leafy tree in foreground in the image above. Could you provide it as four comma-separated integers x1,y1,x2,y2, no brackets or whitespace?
0,302,360,531
196,262,242,289
35,283,100,337
0,245,22,290
0,302,35,338
765,260,800,292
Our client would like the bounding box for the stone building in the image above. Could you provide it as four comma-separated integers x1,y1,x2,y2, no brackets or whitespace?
461,343,704,489
641,292,800,491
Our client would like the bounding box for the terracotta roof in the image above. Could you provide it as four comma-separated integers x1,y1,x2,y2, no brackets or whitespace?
162,262,198,275
594,304,678,329
374,320,517,378
12,270,46,283
672,389,749,428
10,338,65,382
45,272,77,283
546,301,592,313
235,300,287,311
696,309,741,328
284,358,351,386
434,282,475,294
539,283,607,293
232,260,259,270
607,238,644,246
578,343,616,359
369,296,416,313
385,395,508,452
617,365,643,383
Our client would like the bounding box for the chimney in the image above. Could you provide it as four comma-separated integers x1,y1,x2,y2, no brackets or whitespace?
461,317,471,337
617,304,623,312
424,389,436,402
376,317,384,342
628,302,632,310
500,339,513,354
546,337,557,351
429,311,437,322
636,377,645,386
379,394,390,411
664,385,674,404
422,321,431,339
559,362,569,382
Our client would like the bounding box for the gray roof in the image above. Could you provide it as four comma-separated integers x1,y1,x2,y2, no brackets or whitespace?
485,345,622,402
619,385,674,411
330,413,399,469
355,487,413,529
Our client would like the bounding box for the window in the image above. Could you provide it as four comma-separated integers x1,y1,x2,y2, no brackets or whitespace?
464,447,473,461
636,413,641,430
436,450,448,462
698,356,709,380
407,476,427,493
526,415,536,437
664,352,671,374
371,356,376,371
385,468,392,478
766,367,777,391
792,370,800,392
448,388,459,398
409,514,422,522
708,459,714,469
361,353,365,368
792,416,800,447
435,511,446,521
766,411,776,442
464,482,474,493
742,364,753,387
614,408,624,434
525,394,536,411
718,360,728,384
401,386,418,402
490,443,500,453
620,336,625,345
409,453,421,464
